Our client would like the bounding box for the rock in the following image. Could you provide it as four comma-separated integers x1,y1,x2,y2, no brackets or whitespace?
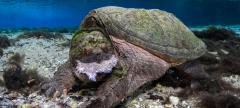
208,51,218,55
70,101,78,108
8,92,20,99
169,96,179,105
140,100,164,108
220,49,229,55
222,75,240,88
164,104,173,108
42,102,57,108
138,98,143,102
21,104,32,108
147,104,164,108
28,93,37,99
182,101,189,107
126,99,140,108
0,96,15,107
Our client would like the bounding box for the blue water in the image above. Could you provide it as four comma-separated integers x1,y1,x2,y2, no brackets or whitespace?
0,0,240,28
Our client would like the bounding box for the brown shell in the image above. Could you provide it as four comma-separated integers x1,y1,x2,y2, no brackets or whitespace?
80,6,207,65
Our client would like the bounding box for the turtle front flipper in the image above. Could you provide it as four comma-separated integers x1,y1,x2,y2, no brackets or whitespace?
86,37,170,108
41,62,77,97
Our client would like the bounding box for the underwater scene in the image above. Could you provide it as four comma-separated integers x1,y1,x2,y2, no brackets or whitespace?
0,0,240,108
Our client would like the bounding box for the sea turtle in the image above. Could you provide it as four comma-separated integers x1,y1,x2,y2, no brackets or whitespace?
41,6,207,108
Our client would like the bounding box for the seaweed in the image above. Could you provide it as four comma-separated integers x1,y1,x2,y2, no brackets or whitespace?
3,52,46,92
17,30,64,39
200,93,240,108
3,53,26,89
0,48,3,58
0,79,4,87
195,33,240,108
156,27,240,108
193,27,238,41
57,28,69,33
0,35,11,48
157,59,240,108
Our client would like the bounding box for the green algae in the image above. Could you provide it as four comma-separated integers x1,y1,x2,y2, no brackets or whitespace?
70,28,112,66
110,66,128,79
69,30,87,64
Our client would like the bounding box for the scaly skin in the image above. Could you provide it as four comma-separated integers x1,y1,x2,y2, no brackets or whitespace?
86,37,170,108
41,62,77,97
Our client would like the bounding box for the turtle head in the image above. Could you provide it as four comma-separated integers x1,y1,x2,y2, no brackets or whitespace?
70,30,118,81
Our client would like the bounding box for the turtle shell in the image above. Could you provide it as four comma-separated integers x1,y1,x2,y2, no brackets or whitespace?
80,6,207,65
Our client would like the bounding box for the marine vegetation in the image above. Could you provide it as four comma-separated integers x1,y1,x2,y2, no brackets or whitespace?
41,6,207,108
193,27,239,41
158,27,240,108
0,35,11,48
17,29,64,39
57,28,69,33
194,27,240,75
0,48,3,58
3,53,27,89
195,27,240,108
3,52,45,93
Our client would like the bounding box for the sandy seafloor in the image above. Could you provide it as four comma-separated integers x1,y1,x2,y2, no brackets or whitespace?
0,33,71,78
0,25,239,108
